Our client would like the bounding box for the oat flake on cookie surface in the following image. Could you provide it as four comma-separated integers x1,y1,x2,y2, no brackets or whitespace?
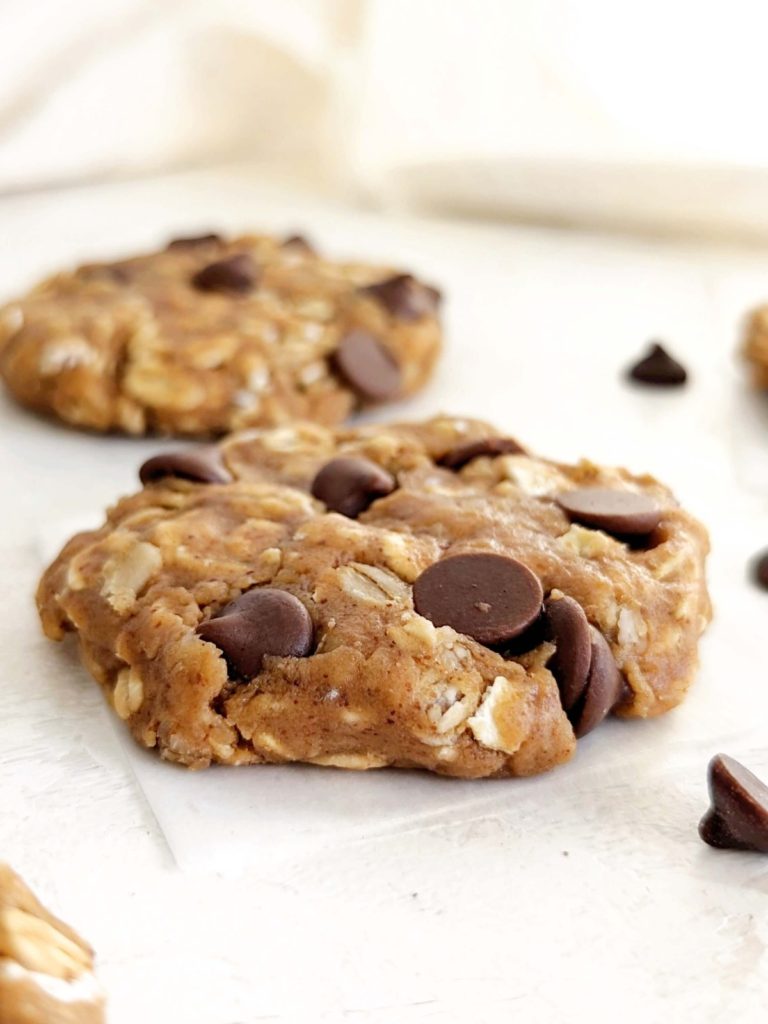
0,233,441,436
37,416,710,779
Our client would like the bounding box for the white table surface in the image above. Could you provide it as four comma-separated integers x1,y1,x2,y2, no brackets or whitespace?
2,164,768,1024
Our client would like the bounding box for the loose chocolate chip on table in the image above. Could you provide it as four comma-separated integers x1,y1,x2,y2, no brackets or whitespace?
139,447,231,485
166,233,222,249
361,274,441,321
627,342,687,386
556,488,661,537
750,550,768,590
439,437,526,470
413,553,543,645
311,456,396,518
699,754,768,852
331,330,402,402
544,595,593,712
568,627,623,738
191,253,258,294
196,588,314,679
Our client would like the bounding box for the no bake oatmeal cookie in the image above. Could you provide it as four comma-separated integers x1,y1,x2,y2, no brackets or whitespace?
0,233,441,436
37,416,710,779
0,864,104,1024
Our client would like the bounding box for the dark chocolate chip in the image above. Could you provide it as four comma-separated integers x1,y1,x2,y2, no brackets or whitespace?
331,330,402,402
751,551,768,590
413,553,543,645
544,595,592,712
439,437,526,470
361,274,441,321
139,446,231,485
699,754,768,852
311,456,396,518
556,488,662,537
282,234,315,254
196,588,314,679
191,253,258,294
568,627,623,738
167,233,222,249
627,343,687,386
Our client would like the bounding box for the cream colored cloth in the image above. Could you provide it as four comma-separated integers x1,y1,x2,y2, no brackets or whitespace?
3,0,768,234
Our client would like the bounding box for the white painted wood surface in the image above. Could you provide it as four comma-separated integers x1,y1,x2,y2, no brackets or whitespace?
2,165,768,1023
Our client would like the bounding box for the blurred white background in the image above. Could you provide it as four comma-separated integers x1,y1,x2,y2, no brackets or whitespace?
4,0,768,235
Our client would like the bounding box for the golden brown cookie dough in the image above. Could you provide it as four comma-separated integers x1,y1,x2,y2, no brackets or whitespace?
0,864,105,1024
37,416,711,779
0,233,442,436
743,304,768,388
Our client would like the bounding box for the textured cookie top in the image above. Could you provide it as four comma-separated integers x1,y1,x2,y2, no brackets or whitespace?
38,416,710,779
0,233,441,435
0,864,105,1024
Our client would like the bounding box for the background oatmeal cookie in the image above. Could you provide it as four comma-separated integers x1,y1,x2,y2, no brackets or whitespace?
0,233,442,436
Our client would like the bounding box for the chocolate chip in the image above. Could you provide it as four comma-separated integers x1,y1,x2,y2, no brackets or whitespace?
331,330,402,402
556,488,661,537
627,343,687,386
751,551,768,590
311,456,396,518
413,553,543,645
282,234,315,254
139,446,231,485
167,233,222,249
439,437,526,470
191,253,258,294
361,274,441,321
544,595,592,712
568,628,623,738
699,754,768,852
196,588,314,679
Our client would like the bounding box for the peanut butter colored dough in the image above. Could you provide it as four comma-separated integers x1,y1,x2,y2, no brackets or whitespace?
37,416,711,778
0,234,441,436
0,864,105,1024
743,304,768,389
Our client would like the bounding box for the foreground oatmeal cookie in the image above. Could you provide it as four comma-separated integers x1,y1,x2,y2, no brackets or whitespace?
37,417,711,779
0,864,105,1024
0,233,441,435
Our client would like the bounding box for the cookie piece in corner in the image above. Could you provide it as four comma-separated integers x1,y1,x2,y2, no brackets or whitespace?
0,233,442,436
0,863,106,1024
37,415,710,779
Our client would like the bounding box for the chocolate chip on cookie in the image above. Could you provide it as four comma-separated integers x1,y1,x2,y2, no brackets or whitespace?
311,457,396,518
699,754,768,852
439,437,526,470
197,588,314,679
556,488,661,537
166,233,222,250
413,553,543,645
282,234,315,254
361,274,441,321
192,253,259,294
139,447,232,485
543,595,593,712
627,342,687,386
568,628,623,738
331,330,402,401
